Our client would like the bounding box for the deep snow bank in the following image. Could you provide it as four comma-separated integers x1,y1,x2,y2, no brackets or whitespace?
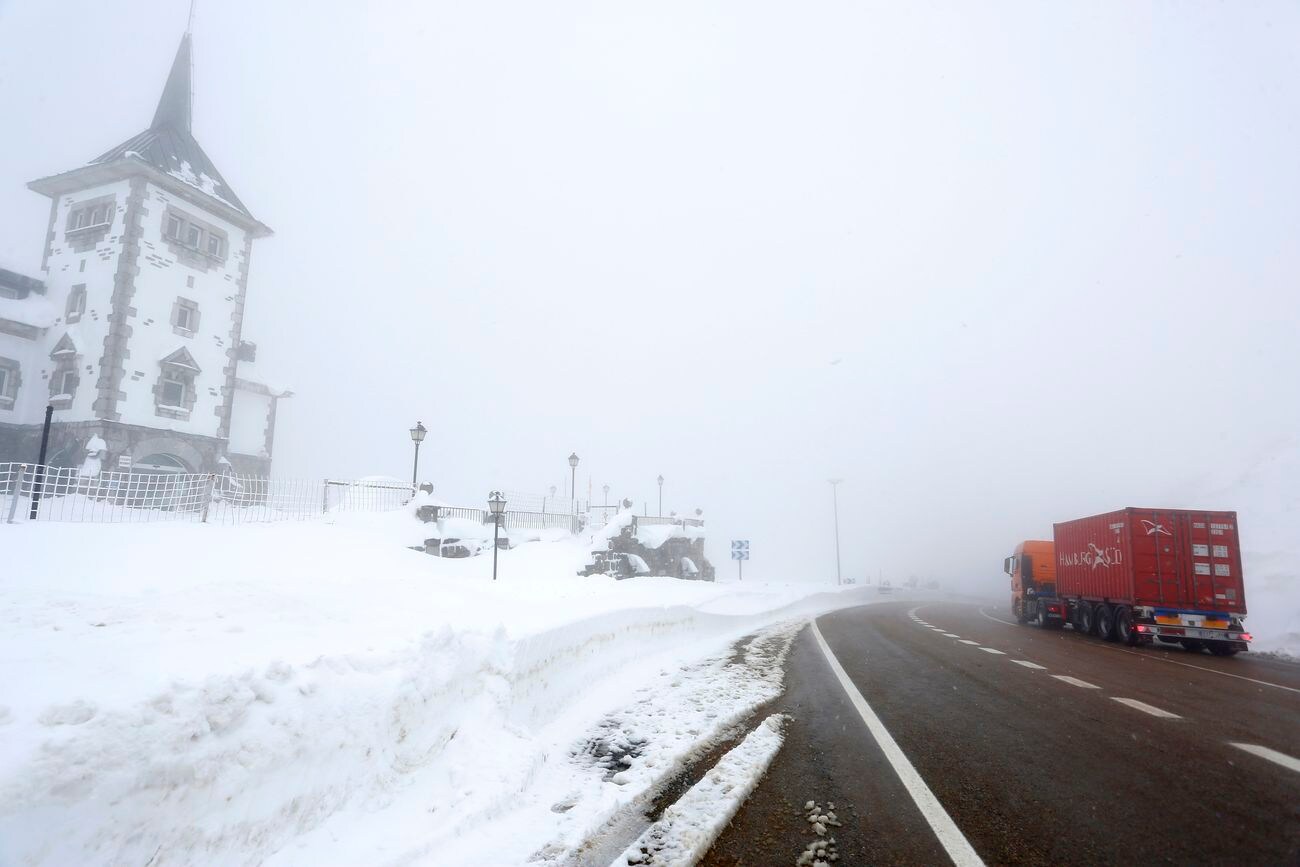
0,510,878,865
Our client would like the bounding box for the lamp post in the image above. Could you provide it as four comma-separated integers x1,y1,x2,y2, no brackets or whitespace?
409,422,427,488
603,484,610,510
657,474,664,517
488,490,506,581
568,452,579,509
828,478,844,585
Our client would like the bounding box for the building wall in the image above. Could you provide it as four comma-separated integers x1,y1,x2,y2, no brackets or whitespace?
0,177,260,474
111,182,250,437
27,179,133,424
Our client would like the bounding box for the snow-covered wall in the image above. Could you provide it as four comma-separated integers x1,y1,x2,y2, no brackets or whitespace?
18,179,131,423
229,387,270,455
111,182,250,437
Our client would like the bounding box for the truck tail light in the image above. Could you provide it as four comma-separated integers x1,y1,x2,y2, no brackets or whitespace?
1240,633,1252,642
1135,624,1151,633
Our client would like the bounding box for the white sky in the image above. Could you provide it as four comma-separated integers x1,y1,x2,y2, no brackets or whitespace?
1,0,1297,588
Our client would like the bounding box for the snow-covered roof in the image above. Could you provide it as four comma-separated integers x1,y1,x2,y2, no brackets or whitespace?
88,36,254,219
0,294,58,329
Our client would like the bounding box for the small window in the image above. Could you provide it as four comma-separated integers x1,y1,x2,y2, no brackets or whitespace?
167,215,184,239
54,368,77,398
161,371,187,407
71,209,87,230
0,357,18,405
172,297,200,335
92,206,106,225
185,225,202,248
66,285,87,323
207,233,225,257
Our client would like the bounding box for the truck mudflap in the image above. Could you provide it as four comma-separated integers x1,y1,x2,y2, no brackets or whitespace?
1133,623,1252,643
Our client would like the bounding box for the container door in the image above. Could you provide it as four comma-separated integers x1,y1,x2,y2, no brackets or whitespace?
1129,509,1187,607
1188,512,1246,616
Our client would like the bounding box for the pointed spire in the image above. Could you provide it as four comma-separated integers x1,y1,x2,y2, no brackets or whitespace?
151,34,193,133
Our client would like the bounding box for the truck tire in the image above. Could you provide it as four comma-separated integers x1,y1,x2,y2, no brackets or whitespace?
1078,603,1097,635
1114,606,1135,645
1034,604,1048,628
1206,641,1240,657
1180,639,1205,652
1097,604,1117,642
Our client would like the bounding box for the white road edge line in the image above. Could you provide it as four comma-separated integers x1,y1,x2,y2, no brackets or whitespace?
1110,697,1181,719
1011,660,1046,670
1229,743,1300,774
810,619,985,867
977,606,1300,696
1051,675,1100,689
979,647,1006,655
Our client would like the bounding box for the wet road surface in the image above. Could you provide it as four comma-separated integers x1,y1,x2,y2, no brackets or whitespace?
700,599,1300,866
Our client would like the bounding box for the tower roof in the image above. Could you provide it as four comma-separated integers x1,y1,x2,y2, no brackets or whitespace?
90,35,253,218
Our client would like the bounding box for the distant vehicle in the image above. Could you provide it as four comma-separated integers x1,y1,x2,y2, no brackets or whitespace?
878,579,892,595
1006,508,1251,655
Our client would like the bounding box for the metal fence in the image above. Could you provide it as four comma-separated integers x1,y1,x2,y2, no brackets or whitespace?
502,490,588,515
428,504,579,534
1,462,414,525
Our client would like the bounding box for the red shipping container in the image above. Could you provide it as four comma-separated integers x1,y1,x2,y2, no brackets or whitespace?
1053,508,1246,615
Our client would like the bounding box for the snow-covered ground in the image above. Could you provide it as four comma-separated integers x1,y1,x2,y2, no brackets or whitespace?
0,503,881,866
1184,438,1300,658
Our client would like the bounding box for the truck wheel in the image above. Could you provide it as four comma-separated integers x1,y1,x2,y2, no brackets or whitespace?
1206,642,1240,657
1114,606,1136,645
1179,639,1205,653
1097,605,1117,642
1014,602,1028,624
1078,603,1095,635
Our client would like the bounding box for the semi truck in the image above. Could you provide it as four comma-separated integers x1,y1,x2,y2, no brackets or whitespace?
1005,508,1251,656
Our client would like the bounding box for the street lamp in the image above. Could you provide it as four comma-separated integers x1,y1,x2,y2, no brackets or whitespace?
409,422,427,488
603,484,610,510
828,478,844,585
488,490,506,581
657,474,664,517
568,452,579,507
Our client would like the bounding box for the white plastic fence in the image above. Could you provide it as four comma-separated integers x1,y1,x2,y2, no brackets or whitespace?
1,463,414,525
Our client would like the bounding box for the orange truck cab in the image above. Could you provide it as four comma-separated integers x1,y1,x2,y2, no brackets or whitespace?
1004,540,1067,627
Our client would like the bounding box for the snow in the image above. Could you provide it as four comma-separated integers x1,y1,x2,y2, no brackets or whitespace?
1185,439,1300,658
636,523,705,549
614,714,787,867
0,293,58,328
0,508,883,865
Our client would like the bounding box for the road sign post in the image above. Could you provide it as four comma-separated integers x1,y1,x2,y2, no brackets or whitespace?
731,540,750,581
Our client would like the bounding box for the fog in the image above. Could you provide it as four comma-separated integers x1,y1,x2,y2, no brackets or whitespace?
2,1,1296,590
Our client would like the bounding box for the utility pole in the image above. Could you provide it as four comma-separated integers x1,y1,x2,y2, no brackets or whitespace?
828,478,843,586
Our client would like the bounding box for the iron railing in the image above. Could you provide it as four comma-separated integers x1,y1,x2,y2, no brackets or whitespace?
1,463,413,525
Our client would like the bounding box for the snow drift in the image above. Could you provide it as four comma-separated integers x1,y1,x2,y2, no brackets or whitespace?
0,509,880,865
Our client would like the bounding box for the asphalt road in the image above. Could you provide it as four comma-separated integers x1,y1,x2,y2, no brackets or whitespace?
701,599,1300,866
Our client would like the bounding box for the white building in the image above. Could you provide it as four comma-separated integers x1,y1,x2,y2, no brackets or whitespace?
0,34,287,475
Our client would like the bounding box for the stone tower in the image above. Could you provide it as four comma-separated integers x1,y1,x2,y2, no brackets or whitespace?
0,34,286,475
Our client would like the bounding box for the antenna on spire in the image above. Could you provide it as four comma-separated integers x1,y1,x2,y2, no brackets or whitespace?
187,0,197,33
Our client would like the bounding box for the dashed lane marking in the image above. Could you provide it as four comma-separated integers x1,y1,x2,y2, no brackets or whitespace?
1012,660,1046,670
976,606,1300,696
1111,697,1181,719
1229,743,1300,774
1051,675,1100,689
811,619,987,867
978,647,1006,655
942,633,960,639
958,639,980,646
